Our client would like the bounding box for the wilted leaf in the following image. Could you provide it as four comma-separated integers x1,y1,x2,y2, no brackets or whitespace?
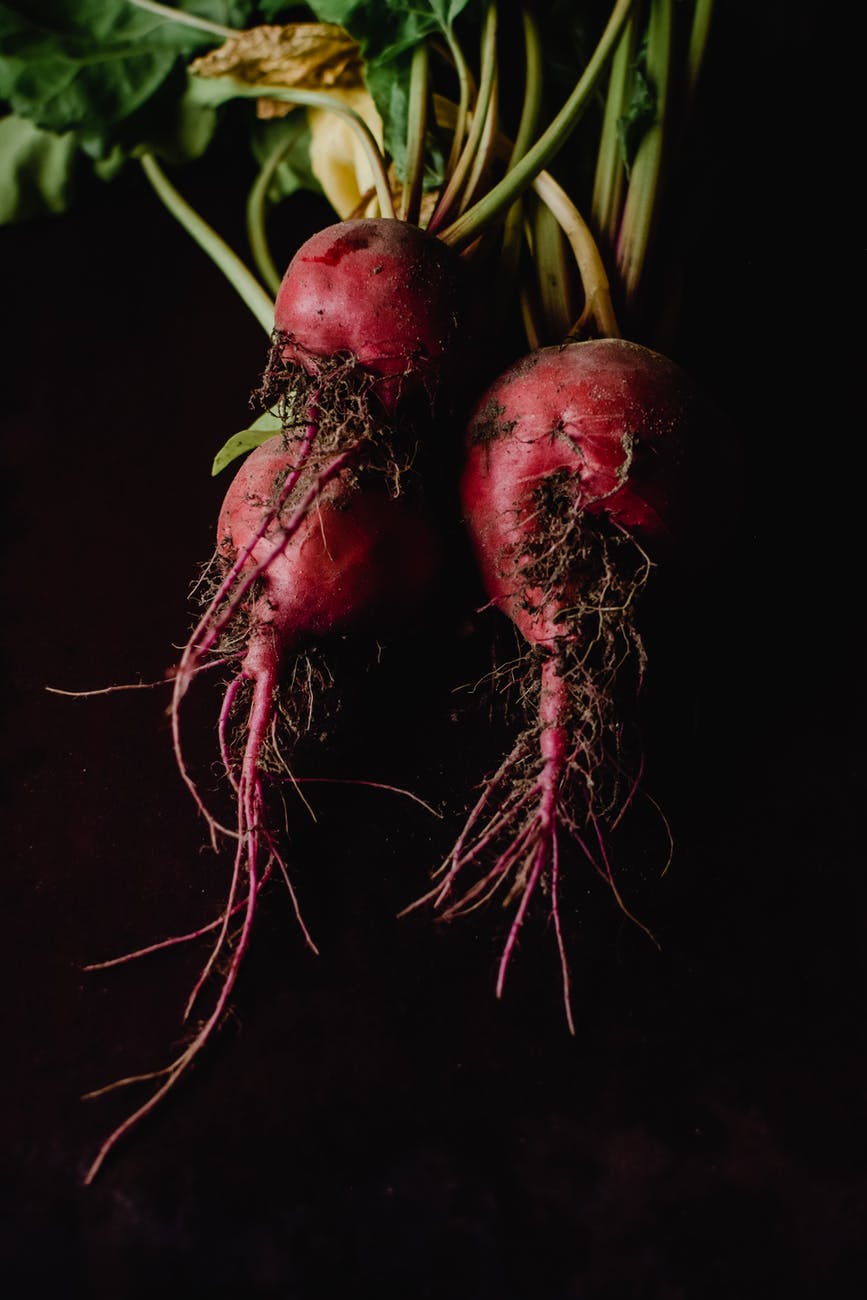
189,22,363,119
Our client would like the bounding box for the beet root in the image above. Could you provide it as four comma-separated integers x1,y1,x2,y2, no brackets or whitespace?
83,220,461,1180
261,217,467,451
407,339,695,1029
83,428,441,1183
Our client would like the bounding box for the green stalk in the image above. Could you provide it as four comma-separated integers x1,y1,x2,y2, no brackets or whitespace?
497,8,544,324
591,15,635,248
127,0,237,40
399,42,430,225
458,66,499,216
531,196,576,343
427,1,499,234
508,6,544,169
440,0,635,249
616,0,672,301
433,92,618,338
441,26,473,183
246,135,297,297
140,153,274,334
520,269,544,352
687,0,715,103
533,169,619,338
194,77,395,220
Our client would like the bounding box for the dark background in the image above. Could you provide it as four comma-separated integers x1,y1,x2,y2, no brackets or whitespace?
2,5,862,1297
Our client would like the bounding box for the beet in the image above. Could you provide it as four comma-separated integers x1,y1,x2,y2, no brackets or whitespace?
84,428,441,1184
264,217,467,427
407,339,695,1029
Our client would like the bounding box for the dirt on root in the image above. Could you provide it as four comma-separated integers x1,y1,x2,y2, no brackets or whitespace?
256,338,428,497
501,472,657,823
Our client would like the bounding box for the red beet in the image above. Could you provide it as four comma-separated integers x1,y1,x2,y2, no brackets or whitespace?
272,218,465,412
84,429,440,1183
407,338,694,1030
84,216,465,1181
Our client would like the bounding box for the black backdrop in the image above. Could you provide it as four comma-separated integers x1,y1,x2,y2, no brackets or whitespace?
2,5,863,1297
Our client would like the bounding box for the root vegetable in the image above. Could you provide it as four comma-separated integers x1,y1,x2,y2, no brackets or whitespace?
84,428,440,1184
406,337,694,1031
265,216,467,420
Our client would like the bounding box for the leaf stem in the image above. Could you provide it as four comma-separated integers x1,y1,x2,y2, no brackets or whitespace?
433,92,619,339
399,42,429,224
439,0,635,249
496,6,543,325
440,26,473,183
686,0,715,103
508,6,543,170
427,1,499,235
530,197,576,343
139,153,274,334
533,170,620,337
246,134,297,296
458,64,499,216
615,0,673,301
591,15,635,248
126,0,238,40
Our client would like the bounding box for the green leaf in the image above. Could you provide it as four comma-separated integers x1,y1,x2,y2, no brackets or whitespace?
0,1,254,155
0,113,79,223
211,409,282,476
364,54,412,176
256,1,296,17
